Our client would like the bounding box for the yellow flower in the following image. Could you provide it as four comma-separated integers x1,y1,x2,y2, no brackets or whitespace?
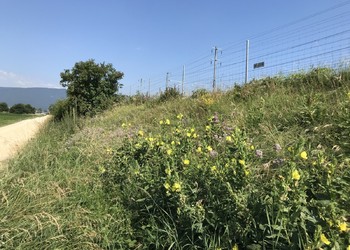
106,147,113,155
320,233,331,245
196,147,202,153
190,128,195,133
121,123,127,128
205,125,211,131
165,167,171,175
148,137,155,142
177,113,183,119
165,119,170,125
186,132,192,137
232,244,239,250
250,145,255,150
183,159,190,165
207,145,213,152
292,170,301,181
98,166,106,174
338,222,347,232
238,159,245,166
347,245,350,250
171,140,175,145
166,149,173,155
164,182,170,190
138,130,144,137
172,182,181,192
226,136,232,142
300,151,308,160
211,166,217,172
192,133,198,138
159,120,164,125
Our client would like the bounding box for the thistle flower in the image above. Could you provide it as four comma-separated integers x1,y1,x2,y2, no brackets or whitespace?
274,143,282,151
255,149,263,158
209,150,218,158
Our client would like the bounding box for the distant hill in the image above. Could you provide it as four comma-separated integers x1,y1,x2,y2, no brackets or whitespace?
0,87,66,111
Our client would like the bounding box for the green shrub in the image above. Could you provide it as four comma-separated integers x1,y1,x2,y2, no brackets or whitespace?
49,98,72,120
158,87,182,102
9,103,35,114
102,112,350,249
191,88,209,99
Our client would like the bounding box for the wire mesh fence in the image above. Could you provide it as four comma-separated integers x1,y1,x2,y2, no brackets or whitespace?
136,2,350,96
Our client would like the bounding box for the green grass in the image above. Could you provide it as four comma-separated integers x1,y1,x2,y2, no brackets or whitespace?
0,68,349,249
0,113,37,127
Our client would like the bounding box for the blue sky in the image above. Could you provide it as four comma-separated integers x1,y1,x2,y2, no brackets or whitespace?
0,0,348,94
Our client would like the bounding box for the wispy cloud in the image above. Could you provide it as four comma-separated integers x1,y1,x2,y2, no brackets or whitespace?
0,70,58,88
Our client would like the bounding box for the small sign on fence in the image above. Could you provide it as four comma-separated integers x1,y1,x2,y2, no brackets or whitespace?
254,62,265,69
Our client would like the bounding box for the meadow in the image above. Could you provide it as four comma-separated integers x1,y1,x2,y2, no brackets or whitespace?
0,113,37,127
0,68,349,249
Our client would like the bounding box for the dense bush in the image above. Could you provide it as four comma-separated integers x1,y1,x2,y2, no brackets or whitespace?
0,102,9,112
158,87,182,102
9,103,35,114
102,114,350,249
49,98,72,120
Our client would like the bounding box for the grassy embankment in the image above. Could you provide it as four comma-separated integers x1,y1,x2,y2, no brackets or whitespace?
0,68,349,249
0,113,37,127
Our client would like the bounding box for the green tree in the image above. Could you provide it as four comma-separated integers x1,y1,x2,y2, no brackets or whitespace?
9,103,35,114
0,102,9,112
60,59,124,116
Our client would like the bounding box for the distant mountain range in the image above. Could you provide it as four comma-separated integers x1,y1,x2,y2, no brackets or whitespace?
0,87,66,111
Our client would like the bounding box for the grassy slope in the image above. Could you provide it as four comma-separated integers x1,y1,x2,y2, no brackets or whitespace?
0,113,37,127
0,68,349,249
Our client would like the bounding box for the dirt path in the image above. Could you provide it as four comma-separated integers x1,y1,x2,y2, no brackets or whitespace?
0,115,51,169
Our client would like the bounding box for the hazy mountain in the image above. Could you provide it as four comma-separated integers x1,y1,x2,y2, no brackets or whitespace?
0,87,66,111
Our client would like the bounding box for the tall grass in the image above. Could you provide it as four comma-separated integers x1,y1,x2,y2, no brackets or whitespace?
0,68,349,249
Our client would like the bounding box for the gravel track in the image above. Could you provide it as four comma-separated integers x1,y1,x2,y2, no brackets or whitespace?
0,115,51,169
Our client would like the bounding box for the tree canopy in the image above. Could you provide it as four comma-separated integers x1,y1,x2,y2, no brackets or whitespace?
9,103,36,114
60,59,123,116
0,102,9,112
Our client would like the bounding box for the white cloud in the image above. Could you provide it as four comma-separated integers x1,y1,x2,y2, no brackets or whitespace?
0,70,58,88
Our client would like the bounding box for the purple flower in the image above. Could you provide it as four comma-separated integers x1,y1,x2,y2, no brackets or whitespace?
209,150,218,158
274,143,282,152
212,112,219,123
255,149,263,158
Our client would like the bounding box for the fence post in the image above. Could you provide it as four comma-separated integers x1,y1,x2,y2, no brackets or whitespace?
245,40,250,84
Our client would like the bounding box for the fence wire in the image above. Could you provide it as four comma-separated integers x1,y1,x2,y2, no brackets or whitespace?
135,2,350,96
